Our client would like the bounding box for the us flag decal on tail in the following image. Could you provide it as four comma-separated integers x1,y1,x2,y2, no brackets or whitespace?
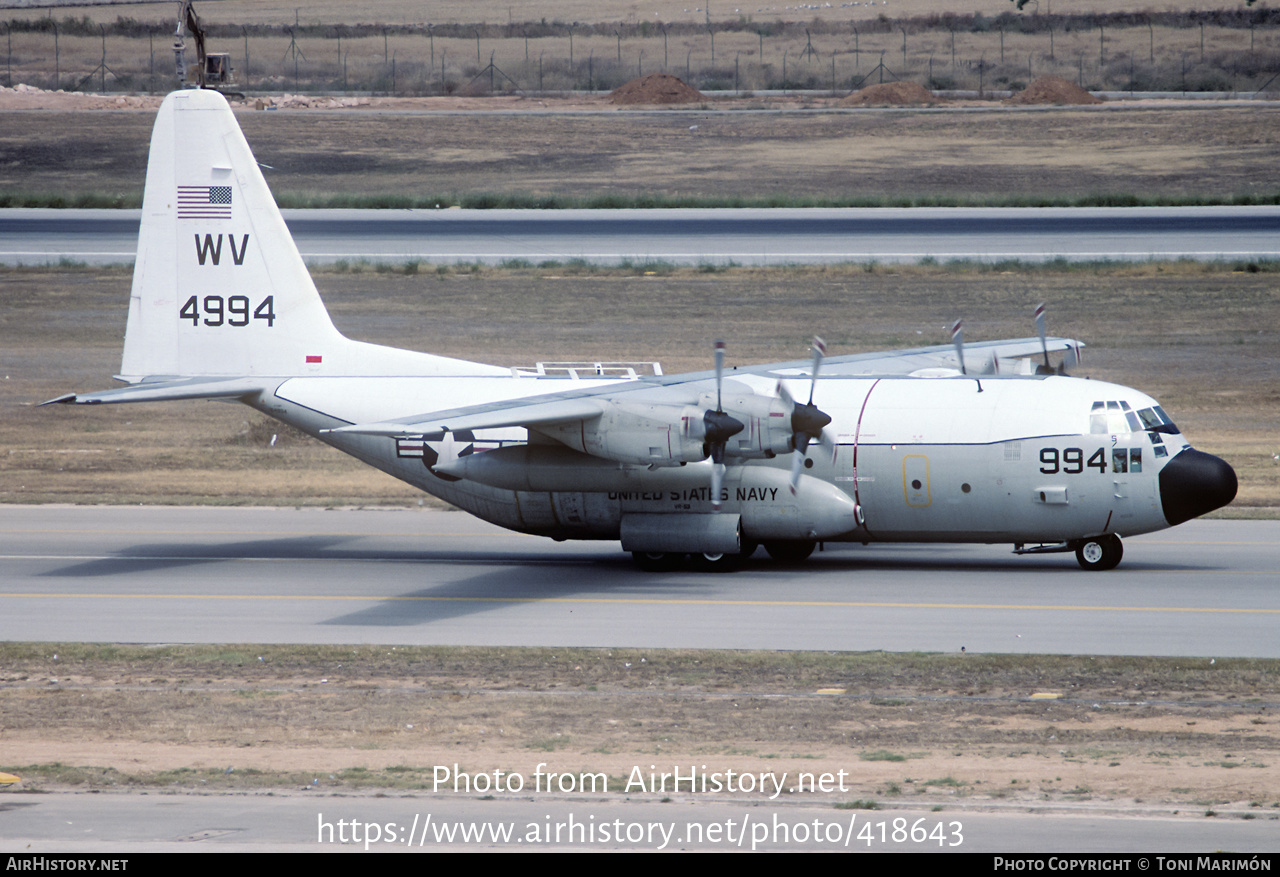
177,185,232,219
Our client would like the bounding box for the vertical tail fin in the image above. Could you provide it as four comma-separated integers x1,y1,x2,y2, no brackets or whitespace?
121,89,502,380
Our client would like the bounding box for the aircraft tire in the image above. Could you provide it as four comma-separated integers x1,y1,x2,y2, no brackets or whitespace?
763,540,817,563
692,552,744,572
631,551,683,572
1074,534,1123,571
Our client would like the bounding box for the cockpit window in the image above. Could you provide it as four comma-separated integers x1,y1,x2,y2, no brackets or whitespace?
1105,401,1129,435
1139,405,1180,435
1089,401,1107,435
1091,402,1181,436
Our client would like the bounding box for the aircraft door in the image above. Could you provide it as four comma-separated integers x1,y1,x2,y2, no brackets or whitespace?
902,454,931,507
829,432,862,528
1110,435,1144,530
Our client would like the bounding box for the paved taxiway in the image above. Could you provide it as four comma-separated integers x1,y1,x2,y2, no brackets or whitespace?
6,793,1279,852
3,205,1279,265
2,506,1275,656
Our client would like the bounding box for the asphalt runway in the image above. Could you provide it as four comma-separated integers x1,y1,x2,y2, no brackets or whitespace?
6,793,1278,852
3,205,1279,265
2,506,1275,657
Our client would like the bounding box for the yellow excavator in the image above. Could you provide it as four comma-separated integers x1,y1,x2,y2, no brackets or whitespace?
172,1,239,94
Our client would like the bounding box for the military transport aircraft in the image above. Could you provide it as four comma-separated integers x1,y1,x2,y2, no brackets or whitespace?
47,89,1237,571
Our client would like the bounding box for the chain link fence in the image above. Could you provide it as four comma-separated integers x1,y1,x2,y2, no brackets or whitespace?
3,12,1278,96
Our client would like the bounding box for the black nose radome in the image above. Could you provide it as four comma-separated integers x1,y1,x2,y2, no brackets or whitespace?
1159,448,1238,526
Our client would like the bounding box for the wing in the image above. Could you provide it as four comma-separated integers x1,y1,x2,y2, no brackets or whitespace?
329,336,1085,439
769,336,1083,377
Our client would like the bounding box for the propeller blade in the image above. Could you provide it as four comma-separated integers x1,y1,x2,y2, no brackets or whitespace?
807,335,826,404
714,338,725,412
817,427,837,461
951,319,966,375
707,339,740,512
788,448,806,495
779,337,835,496
776,379,795,410
1035,302,1050,371
1063,341,1081,373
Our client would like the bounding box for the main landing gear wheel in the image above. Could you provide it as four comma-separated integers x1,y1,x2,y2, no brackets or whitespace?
763,540,816,563
1074,534,1123,571
692,552,742,572
631,551,682,572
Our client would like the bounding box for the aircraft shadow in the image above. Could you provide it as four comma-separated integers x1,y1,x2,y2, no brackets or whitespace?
39,534,385,578
33,536,1213,632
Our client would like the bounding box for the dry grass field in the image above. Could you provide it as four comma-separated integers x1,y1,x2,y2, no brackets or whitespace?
2,644,1278,814
2,103,1277,207
3,261,1276,508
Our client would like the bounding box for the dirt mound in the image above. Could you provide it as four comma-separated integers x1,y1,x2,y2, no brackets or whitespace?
0,83,162,110
609,73,705,105
839,81,940,107
1006,76,1102,106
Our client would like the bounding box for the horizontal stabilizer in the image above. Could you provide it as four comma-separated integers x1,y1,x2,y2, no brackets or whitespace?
42,377,275,406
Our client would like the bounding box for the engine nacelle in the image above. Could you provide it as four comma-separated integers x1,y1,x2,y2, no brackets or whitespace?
532,389,796,467
534,400,709,465
702,391,796,461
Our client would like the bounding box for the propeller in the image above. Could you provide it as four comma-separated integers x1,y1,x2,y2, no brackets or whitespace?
779,336,834,495
951,319,967,375
1062,340,1082,373
704,339,744,511
1034,302,1050,373
1034,302,1082,374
